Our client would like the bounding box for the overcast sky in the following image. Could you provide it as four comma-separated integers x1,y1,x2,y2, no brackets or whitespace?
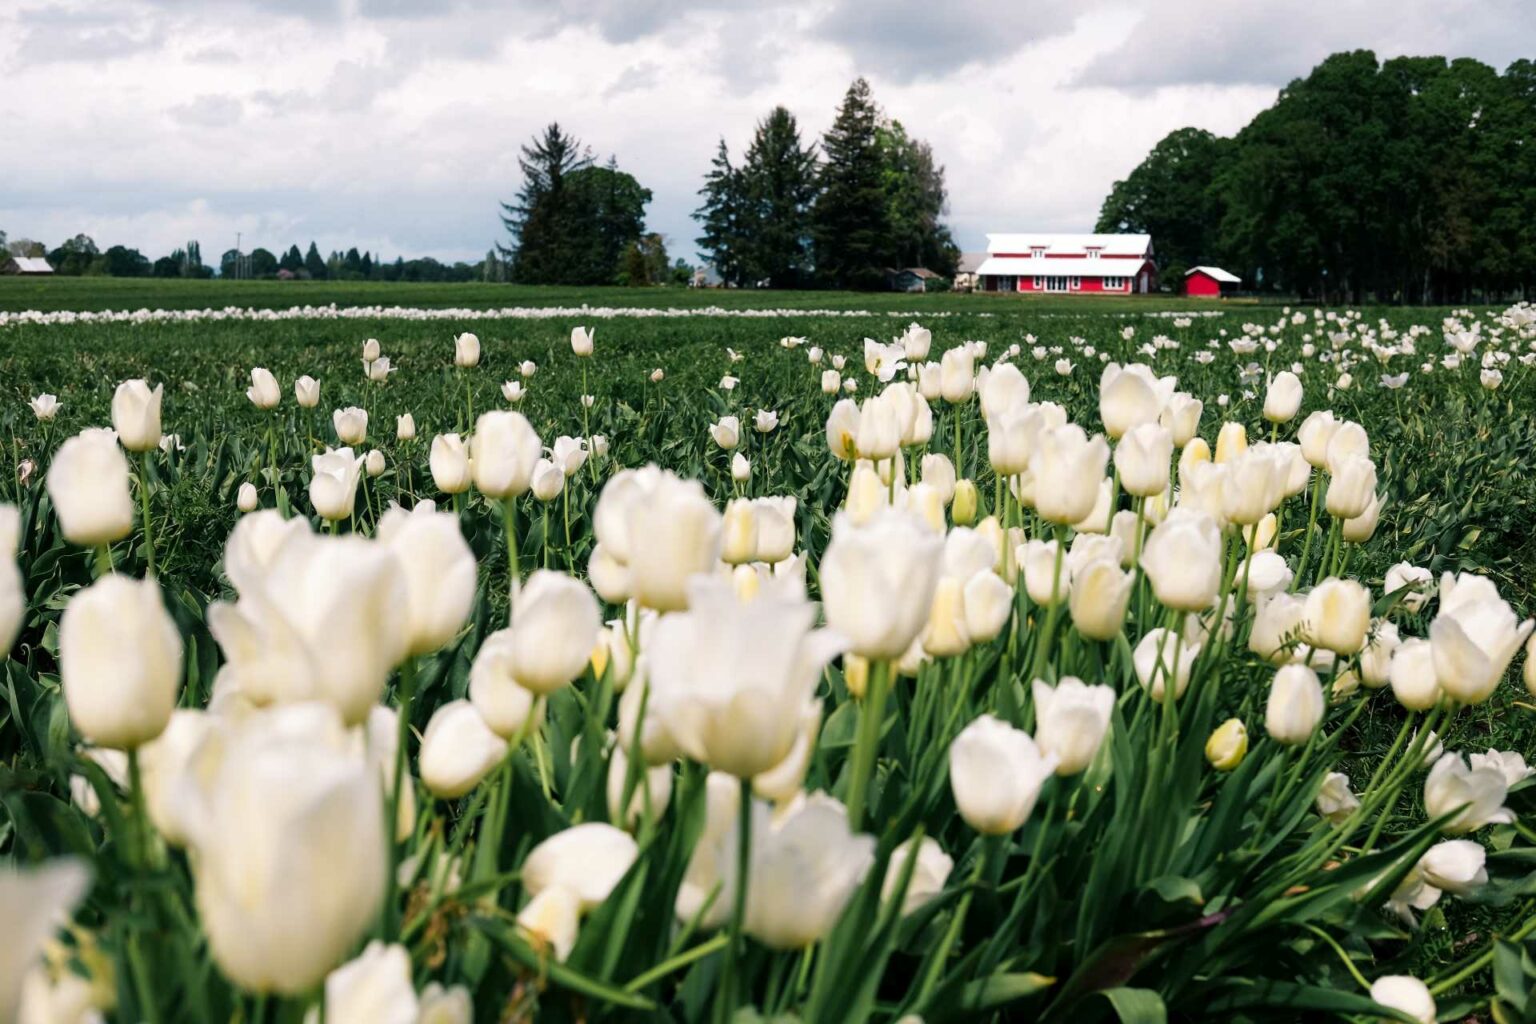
3,0,1532,267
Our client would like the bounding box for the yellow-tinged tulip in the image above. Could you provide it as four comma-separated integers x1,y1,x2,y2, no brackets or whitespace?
843,654,870,699
1303,577,1372,655
951,479,978,526
1214,421,1248,464
1205,718,1248,771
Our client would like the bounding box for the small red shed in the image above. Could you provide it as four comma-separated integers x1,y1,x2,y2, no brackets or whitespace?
1185,266,1240,297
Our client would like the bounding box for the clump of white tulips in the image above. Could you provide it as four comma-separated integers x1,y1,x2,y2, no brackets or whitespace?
6,305,1536,1024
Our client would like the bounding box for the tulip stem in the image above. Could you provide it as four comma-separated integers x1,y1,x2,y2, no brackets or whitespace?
913,836,990,1011
125,748,164,1024
716,776,754,1024
94,544,115,579
137,452,157,576
384,657,417,939
1027,526,1069,684
503,498,521,595
845,658,891,832
1292,472,1324,591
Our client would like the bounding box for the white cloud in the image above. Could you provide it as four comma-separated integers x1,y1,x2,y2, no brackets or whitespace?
2,0,1530,265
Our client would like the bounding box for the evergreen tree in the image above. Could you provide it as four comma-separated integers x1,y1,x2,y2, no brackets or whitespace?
344,247,363,276
740,106,819,287
877,120,958,276
279,245,304,273
813,78,890,289
500,123,593,284
693,138,751,286
568,159,652,284
361,251,374,278
304,242,327,279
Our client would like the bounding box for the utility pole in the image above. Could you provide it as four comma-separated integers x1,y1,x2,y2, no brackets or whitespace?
235,232,243,279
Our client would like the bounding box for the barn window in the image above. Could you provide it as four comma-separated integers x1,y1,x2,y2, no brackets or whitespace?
1069,276,1081,290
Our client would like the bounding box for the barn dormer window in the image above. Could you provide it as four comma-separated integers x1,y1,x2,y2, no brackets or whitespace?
1086,248,1100,259
1031,247,1046,258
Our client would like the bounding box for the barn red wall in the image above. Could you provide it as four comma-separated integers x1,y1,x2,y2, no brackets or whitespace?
1185,273,1220,297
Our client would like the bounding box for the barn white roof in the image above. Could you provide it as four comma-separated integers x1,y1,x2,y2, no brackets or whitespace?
985,233,1152,257
9,257,53,273
974,257,1148,278
1186,265,1240,283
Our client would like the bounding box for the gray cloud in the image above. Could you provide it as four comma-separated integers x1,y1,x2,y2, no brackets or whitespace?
813,0,1084,83
14,4,168,64
169,94,244,127
1077,0,1536,89
604,61,663,98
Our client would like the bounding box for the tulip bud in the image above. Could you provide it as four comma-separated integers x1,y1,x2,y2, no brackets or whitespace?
1214,421,1248,464
46,429,136,547
502,571,602,694
922,576,971,657
364,449,386,478
1069,558,1133,640
365,357,392,382
1031,677,1112,775
332,407,368,446
111,379,164,452
1265,664,1325,745
1385,562,1432,612
753,496,796,564
1099,363,1164,439
310,448,363,522
362,339,381,362
949,715,1056,834
1369,976,1435,1024
531,459,564,502
1325,454,1377,519
180,703,386,995
1360,620,1399,687
60,574,182,751
1133,628,1198,702
962,571,1012,643
721,499,759,566
1389,637,1441,711
731,452,751,483
377,503,476,657
1140,509,1223,612
1115,422,1173,497
453,332,480,368
821,510,943,660
1302,577,1371,655
237,482,258,513
951,480,978,525
843,654,869,699
469,411,542,499
854,397,900,461
468,629,547,739
1205,718,1248,771
627,472,723,612
246,367,281,409
396,413,415,441
295,375,320,408
430,434,472,494
1033,425,1110,525
420,700,506,798
1262,371,1303,423
940,347,975,404
1297,410,1338,468
710,415,741,451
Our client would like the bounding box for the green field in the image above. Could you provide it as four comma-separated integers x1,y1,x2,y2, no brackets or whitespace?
0,275,1267,314
2,282,1534,1022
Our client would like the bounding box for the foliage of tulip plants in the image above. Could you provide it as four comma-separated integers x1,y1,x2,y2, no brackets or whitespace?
2,294,1536,1024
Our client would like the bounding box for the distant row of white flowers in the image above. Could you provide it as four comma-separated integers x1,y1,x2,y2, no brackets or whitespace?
0,304,1229,329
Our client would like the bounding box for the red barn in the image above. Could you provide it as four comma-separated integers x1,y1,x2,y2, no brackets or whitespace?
974,233,1156,295
1185,266,1240,297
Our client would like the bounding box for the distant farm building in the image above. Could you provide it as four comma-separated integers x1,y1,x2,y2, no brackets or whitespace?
1,256,54,275
954,252,986,291
1185,266,1240,297
975,234,1156,295
886,267,943,292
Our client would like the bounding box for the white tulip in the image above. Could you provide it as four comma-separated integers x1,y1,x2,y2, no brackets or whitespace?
1369,976,1434,1024
1430,572,1534,704
1115,422,1173,497
111,379,164,452
246,367,281,409
295,375,320,408
1390,638,1441,711
1262,370,1303,423
332,407,367,446
0,860,91,1024
1032,425,1109,525
1068,558,1133,640
60,575,182,749
45,429,135,547
453,332,480,368
1140,509,1223,612
523,823,638,912
949,715,1056,834
1424,752,1515,834
1133,628,1199,703
501,570,601,695
237,481,259,513
1266,664,1325,745
1302,577,1371,655
531,459,564,502
1032,677,1113,775
429,434,472,494
312,942,418,1024
570,325,594,356
305,447,360,521
882,835,953,917
743,794,875,950
821,509,943,660
395,413,415,441
710,415,741,451
377,502,476,656
471,411,542,499
419,700,507,798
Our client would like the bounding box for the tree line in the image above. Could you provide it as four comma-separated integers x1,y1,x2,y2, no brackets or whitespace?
1,230,504,283
694,78,957,290
1098,51,1536,303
